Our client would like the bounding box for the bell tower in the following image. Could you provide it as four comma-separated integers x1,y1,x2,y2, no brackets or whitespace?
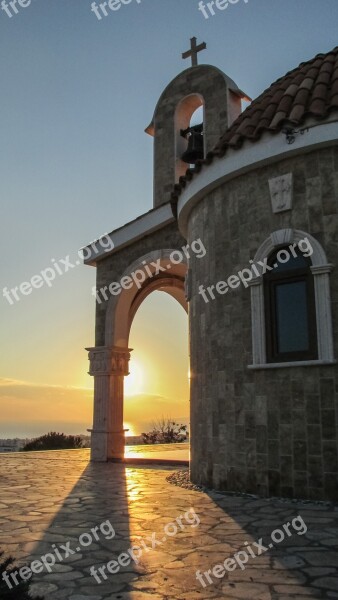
145,37,250,208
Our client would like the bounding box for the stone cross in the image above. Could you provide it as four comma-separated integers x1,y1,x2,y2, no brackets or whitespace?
182,37,207,67
269,173,293,213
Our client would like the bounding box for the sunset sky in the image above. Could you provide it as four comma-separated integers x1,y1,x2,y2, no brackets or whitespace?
1,0,338,438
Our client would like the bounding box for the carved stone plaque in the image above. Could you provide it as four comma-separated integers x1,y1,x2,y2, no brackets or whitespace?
269,173,293,213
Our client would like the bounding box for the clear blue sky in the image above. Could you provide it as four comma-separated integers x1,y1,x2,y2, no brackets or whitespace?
1,0,337,435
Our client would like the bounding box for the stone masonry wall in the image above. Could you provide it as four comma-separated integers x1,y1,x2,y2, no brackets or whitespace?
187,146,338,501
94,220,186,346
152,65,230,208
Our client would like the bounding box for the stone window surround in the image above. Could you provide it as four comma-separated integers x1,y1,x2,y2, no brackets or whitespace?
248,228,336,370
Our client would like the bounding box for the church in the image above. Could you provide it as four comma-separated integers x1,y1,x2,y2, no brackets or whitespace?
84,39,338,501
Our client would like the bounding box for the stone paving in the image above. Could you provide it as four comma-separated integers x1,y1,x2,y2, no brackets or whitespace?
125,443,189,463
0,450,337,599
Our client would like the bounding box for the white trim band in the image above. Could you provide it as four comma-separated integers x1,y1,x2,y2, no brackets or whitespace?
177,120,338,236
84,202,175,266
248,360,337,370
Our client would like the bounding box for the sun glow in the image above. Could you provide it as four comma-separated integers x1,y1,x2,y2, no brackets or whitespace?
124,360,144,396
124,422,137,437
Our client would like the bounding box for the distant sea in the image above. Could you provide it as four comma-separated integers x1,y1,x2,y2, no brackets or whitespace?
1,416,190,440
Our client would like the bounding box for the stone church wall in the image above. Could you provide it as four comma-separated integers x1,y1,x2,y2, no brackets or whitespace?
187,146,338,500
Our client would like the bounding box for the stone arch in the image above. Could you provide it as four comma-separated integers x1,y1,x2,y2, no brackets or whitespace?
175,93,205,182
105,249,188,348
145,64,249,208
253,229,328,266
88,249,188,462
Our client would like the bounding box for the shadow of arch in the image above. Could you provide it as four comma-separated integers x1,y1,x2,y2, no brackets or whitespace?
0,452,334,600
2,452,135,600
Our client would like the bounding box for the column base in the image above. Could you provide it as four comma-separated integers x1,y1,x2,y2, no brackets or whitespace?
89,429,108,462
107,429,127,460
88,429,127,462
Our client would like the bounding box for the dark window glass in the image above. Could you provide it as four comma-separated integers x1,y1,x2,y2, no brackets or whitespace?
275,281,309,353
272,253,309,271
264,248,317,362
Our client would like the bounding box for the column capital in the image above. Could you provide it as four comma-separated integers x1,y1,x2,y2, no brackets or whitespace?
86,346,132,376
311,263,334,275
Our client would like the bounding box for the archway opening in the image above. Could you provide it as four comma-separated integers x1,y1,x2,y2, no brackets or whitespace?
124,290,189,460
190,105,204,127
175,93,205,182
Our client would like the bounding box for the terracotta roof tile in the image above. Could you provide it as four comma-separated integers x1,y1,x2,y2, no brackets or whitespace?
292,72,307,86
312,82,328,100
277,94,295,114
331,80,338,100
294,87,311,105
288,104,305,123
307,66,321,79
317,73,331,86
172,45,338,204
300,77,315,90
270,111,288,129
308,97,326,115
285,83,299,97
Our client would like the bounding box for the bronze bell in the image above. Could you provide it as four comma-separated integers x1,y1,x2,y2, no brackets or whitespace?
181,123,204,164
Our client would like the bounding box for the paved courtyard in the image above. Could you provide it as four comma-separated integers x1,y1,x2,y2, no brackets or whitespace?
125,443,189,463
0,450,337,600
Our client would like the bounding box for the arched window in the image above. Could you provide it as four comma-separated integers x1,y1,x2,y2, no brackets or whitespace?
264,247,317,363
248,229,335,369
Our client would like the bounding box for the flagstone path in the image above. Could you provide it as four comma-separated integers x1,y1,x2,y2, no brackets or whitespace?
0,450,337,599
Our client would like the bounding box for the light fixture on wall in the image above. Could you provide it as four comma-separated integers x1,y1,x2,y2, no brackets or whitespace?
282,126,309,145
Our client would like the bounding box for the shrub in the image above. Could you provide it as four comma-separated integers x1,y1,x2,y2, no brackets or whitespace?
22,432,83,452
0,551,44,599
141,418,187,444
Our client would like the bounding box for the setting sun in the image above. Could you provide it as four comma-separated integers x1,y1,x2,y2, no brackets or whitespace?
123,422,136,437
124,360,144,396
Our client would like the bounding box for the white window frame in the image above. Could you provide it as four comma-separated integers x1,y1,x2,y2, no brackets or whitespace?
248,229,336,369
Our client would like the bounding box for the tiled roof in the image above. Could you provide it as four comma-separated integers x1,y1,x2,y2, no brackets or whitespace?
171,46,338,205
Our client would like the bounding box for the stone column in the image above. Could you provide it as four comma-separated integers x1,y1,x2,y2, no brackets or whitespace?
86,346,131,462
